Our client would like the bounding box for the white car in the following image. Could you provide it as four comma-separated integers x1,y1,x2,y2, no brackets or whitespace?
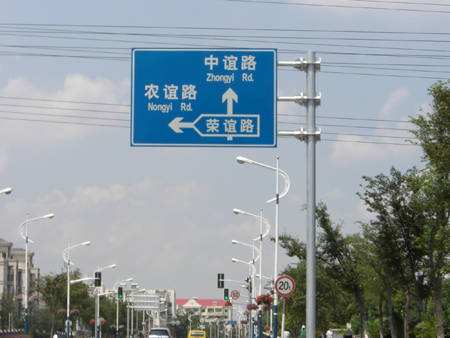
149,327,171,338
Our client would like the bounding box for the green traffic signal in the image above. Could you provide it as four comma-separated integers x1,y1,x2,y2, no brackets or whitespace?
224,288,229,301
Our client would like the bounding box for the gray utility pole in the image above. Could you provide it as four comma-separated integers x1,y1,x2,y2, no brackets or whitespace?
278,51,321,338
127,305,130,338
95,290,101,338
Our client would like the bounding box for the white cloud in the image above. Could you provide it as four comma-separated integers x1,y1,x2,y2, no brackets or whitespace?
330,135,388,164
329,87,416,166
379,87,409,118
0,176,242,295
0,74,129,147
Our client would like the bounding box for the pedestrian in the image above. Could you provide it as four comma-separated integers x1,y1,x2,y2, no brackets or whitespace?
299,325,306,338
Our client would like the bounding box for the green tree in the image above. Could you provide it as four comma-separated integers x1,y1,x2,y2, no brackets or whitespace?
410,81,450,338
279,223,358,336
359,167,427,338
315,204,369,338
0,294,21,330
37,270,95,336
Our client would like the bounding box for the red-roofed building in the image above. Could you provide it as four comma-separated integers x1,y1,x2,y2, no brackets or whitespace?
176,298,230,321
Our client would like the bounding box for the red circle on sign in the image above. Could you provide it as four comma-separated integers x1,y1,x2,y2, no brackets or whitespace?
230,290,240,300
275,275,296,298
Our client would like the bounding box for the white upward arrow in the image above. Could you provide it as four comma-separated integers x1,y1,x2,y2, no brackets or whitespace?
168,117,194,133
222,88,238,115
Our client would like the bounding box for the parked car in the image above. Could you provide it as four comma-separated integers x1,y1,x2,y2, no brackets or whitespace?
149,327,171,338
188,329,206,338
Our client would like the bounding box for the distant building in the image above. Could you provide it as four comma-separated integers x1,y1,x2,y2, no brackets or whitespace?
176,298,230,322
0,238,40,308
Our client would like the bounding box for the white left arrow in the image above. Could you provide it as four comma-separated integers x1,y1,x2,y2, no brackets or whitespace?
168,117,195,133
222,88,238,115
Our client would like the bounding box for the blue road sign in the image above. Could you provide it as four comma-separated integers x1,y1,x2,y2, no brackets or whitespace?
131,49,277,147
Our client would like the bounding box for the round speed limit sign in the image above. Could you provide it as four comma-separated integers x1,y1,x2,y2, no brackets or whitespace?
275,275,296,298
230,290,240,300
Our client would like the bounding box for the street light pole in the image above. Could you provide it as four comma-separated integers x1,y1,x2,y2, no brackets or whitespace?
236,156,290,338
231,258,257,338
63,241,91,338
232,209,271,298
233,208,271,338
18,212,54,335
273,157,280,338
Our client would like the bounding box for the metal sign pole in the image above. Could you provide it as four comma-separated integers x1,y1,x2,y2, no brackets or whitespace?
305,50,318,338
277,51,321,338
281,299,286,338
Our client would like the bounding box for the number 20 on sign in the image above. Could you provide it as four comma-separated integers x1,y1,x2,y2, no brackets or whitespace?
275,274,296,298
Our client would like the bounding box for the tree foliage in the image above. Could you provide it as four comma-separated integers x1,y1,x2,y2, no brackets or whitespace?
279,81,449,337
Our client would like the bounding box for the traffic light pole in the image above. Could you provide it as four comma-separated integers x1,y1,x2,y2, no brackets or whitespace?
95,289,100,338
278,51,321,338
126,305,130,338
242,276,252,338
66,250,71,338
116,296,119,338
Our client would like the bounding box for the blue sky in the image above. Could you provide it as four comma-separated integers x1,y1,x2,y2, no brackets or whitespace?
0,0,447,297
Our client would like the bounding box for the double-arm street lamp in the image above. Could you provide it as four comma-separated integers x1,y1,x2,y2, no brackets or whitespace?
63,241,91,338
128,288,146,338
233,208,271,297
236,156,290,338
232,240,260,300
18,213,55,334
232,257,257,338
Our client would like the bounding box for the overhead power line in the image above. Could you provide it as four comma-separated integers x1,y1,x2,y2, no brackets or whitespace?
278,113,413,124
0,109,128,121
338,0,450,7
0,49,448,80
0,95,129,107
278,121,412,131
0,103,129,115
0,23,449,35
3,27,450,44
0,115,417,147
0,96,420,126
0,115,128,129
4,34,450,54
222,0,450,14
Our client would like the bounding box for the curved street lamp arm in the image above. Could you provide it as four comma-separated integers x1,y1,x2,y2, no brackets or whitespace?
234,209,272,241
266,168,291,203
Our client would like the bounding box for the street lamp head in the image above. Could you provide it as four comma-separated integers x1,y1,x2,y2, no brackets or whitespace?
124,277,134,282
233,208,244,215
236,156,252,165
42,213,55,219
81,241,91,246
231,240,238,245
0,187,12,195
231,258,238,263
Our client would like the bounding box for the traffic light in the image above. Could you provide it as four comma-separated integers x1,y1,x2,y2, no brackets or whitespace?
224,288,229,301
94,271,102,287
217,273,224,288
117,286,123,300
